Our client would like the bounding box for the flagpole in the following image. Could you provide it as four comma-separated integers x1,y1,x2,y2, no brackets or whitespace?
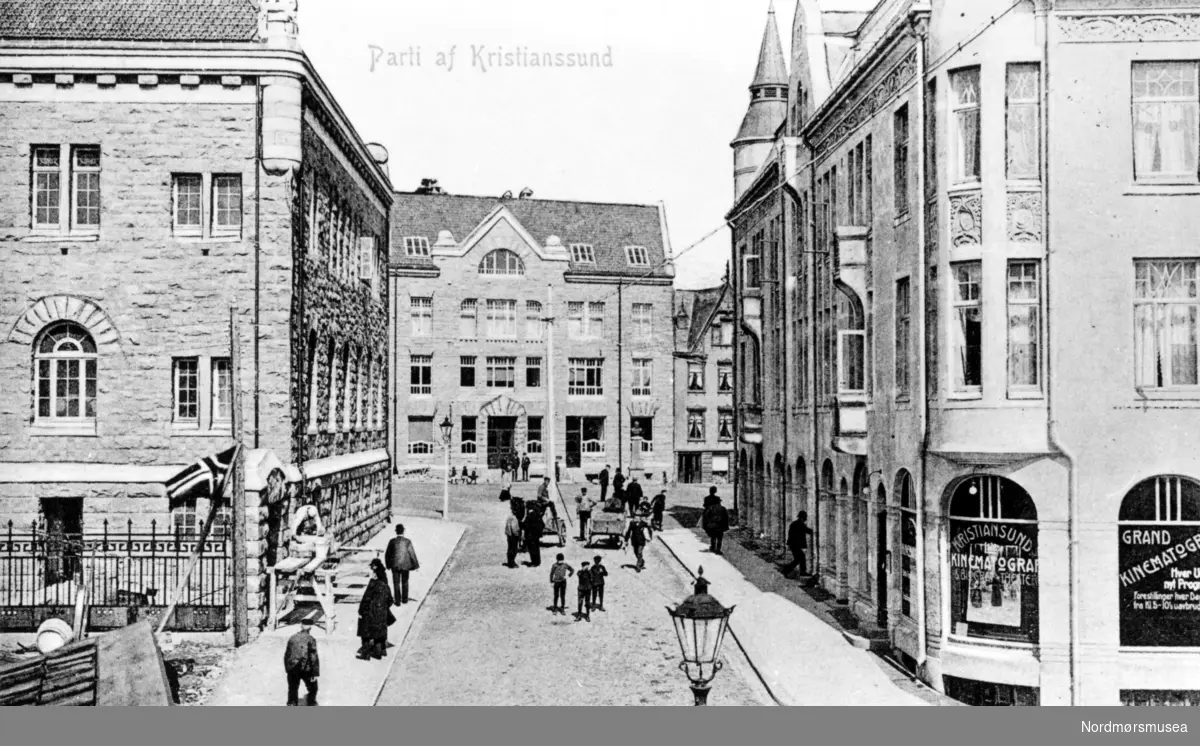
230,307,249,647
156,444,242,638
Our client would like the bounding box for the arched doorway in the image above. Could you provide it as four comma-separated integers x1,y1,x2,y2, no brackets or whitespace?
820,460,835,578
875,483,889,627
775,453,787,547
895,470,918,620
852,462,869,595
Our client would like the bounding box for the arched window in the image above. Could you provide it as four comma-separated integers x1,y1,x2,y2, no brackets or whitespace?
948,476,1039,643
478,249,525,276
896,470,918,618
34,322,97,423
1118,475,1200,648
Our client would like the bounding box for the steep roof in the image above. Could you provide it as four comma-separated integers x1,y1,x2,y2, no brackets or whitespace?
0,0,260,42
751,1,788,88
677,285,731,353
390,193,672,279
733,4,789,145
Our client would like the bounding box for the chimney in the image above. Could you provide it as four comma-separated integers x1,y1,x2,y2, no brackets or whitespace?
260,0,300,50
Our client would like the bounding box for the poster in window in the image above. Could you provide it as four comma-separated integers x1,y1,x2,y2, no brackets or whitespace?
949,520,1038,642
1118,526,1200,647
966,543,1022,628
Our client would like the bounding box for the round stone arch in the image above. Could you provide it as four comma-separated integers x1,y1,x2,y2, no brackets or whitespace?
8,295,121,349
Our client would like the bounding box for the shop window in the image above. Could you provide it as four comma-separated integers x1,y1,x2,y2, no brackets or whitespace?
1121,690,1200,706
944,675,1039,707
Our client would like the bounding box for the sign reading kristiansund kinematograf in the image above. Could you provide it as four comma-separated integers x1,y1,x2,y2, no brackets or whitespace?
1119,526,1200,647
949,521,1039,642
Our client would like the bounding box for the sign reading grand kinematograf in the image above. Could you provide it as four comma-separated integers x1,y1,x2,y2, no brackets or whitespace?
1119,525,1200,647
949,520,1039,642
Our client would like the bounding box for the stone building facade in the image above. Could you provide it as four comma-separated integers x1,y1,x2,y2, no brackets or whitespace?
0,1,391,637
389,192,675,484
673,285,736,484
730,0,1200,705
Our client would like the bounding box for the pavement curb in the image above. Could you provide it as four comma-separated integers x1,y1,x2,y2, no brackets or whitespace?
370,521,468,706
654,533,787,707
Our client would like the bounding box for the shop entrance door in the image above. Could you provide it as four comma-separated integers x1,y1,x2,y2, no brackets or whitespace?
679,454,702,483
487,417,517,469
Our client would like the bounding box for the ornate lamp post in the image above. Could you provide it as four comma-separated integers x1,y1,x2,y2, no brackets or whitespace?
666,583,735,705
439,412,453,520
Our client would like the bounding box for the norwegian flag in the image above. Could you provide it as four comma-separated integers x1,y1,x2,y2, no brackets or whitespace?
165,446,238,503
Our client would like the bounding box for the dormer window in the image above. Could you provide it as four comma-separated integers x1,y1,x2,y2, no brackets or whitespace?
625,246,649,266
570,243,595,264
478,249,525,276
404,236,430,257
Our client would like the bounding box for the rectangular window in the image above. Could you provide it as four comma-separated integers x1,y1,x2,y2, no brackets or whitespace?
174,358,200,423
527,416,543,454
358,236,377,286
1006,64,1041,180
404,236,430,257
410,355,432,396
710,324,722,347
952,262,983,391
687,361,705,392
1007,261,1041,390
410,297,433,337
172,500,198,537
211,357,232,425
951,68,982,183
926,79,938,198
687,410,705,441
632,303,653,343
212,175,241,235
525,357,542,388
625,246,649,266
717,409,734,442
486,356,516,388
485,299,518,339
744,243,761,290
570,243,596,263
460,356,476,387
173,174,203,235
717,362,733,393
568,358,604,396
461,416,477,454
525,301,543,340
1133,62,1199,182
71,146,101,230
894,105,910,214
407,416,434,454
32,146,62,229
631,358,652,397
847,138,872,225
1135,259,1200,388
459,299,477,339
567,302,604,339
895,278,911,397
838,330,866,394
579,416,606,455
631,416,653,452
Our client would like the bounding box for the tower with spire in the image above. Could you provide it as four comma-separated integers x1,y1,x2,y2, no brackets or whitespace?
731,1,789,202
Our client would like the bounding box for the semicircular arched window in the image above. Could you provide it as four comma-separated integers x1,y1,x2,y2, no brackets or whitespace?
34,321,98,424
478,249,525,276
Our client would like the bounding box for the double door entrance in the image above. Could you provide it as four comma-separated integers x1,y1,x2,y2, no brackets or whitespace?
486,417,517,469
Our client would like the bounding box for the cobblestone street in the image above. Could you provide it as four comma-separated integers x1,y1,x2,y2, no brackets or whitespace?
376,481,772,706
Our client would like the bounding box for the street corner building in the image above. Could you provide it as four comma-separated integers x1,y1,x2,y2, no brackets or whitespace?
0,0,392,639
388,190,676,484
727,0,1200,706
673,284,735,484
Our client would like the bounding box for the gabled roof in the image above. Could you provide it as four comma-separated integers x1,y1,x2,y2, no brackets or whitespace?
677,284,731,353
390,192,672,279
0,0,260,42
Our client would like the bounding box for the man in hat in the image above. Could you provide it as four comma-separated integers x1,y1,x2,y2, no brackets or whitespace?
598,464,611,503
624,513,653,572
384,524,420,605
283,618,320,706
781,511,815,577
575,487,597,542
701,490,730,555
624,474,644,517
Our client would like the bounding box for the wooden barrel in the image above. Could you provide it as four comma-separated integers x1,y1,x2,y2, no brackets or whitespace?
36,618,75,654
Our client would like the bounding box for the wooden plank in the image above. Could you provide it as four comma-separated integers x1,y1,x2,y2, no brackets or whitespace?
46,688,95,707
96,621,173,706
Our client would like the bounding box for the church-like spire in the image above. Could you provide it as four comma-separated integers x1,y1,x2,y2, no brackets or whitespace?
751,1,788,90
731,3,789,200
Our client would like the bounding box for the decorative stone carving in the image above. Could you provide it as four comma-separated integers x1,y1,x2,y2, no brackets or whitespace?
1007,192,1043,243
8,295,120,347
948,192,982,248
811,50,919,153
1058,14,1200,43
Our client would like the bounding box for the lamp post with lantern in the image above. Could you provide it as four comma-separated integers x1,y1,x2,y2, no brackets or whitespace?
666,579,735,705
439,409,453,520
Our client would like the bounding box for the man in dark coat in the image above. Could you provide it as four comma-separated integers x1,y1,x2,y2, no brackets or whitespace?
384,524,420,605
612,467,626,507
357,559,394,660
521,453,531,482
598,465,611,503
781,511,815,576
701,493,730,555
505,507,522,568
650,491,667,531
523,505,545,567
624,475,644,517
283,618,320,706
624,514,652,571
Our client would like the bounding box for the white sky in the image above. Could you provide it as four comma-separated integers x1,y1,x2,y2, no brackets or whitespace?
300,0,796,290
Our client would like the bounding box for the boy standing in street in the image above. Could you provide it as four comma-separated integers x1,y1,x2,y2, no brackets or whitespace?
624,514,653,572
283,618,320,706
576,487,596,542
575,560,594,622
590,555,608,612
549,553,573,614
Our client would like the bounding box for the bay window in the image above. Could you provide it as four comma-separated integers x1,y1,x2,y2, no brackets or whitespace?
1006,261,1041,391
951,67,981,183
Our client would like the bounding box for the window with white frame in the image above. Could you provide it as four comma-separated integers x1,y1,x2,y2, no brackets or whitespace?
625,245,649,266
687,361,704,392
1132,62,1198,182
631,358,652,397
34,322,97,424
459,299,477,339
575,416,606,455
461,416,477,454
895,278,911,397
952,262,983,391
410,297,433,337
717,362,733,393
570,243,595,263
173,174,203,236
743,238,762,290
632,303,652,343
525,301,543,340
951,67,982,183
478,249,526,276
568,358,604,396
485,299,518,339
567,302,604,339
172,498,198,537
212,175,242,236
460,356,476,387
486,356,516,388
838,329,866,394
717,409,734,441
32,145,101,233
408,416,435,454
173,358,200,424
588,302,605,339
527,416,543,454
211,358,232,426
1007,261,1041,391
410,354,432,396
306,332,319,431
687,410,705,441
404,236,430,257
525,357,542,388
1007,64,1041,180
358,236,377,287
1135,259,1200,388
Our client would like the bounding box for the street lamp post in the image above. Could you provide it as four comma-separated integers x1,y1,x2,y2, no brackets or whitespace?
440,412,453,520
666,584,735,705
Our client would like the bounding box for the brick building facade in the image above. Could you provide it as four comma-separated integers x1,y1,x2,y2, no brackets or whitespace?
390,192,676,483
0,1,392,636
673,285,735,484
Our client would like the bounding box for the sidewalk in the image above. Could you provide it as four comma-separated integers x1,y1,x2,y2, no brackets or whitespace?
657,525,930,706
206,515,465,706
